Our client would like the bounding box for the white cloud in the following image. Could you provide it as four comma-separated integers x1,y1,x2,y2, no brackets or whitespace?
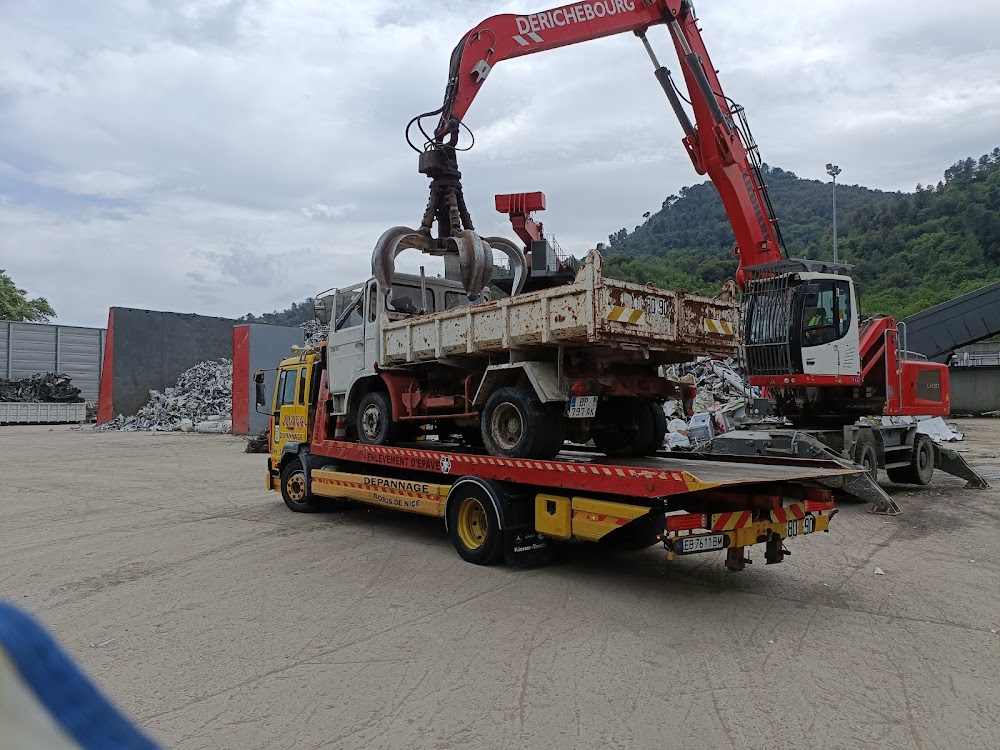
300,203,356,219
0,0,997,327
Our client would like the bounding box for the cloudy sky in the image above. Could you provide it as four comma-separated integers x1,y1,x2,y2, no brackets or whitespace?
2,0,998,328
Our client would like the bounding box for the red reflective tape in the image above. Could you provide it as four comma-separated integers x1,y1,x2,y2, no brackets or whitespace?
805,499,835,512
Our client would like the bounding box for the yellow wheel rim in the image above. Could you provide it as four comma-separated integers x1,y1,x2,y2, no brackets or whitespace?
457,497,489,550
286,472,307,503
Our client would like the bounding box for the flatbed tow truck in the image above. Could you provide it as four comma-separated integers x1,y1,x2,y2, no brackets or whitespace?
259,347,862,571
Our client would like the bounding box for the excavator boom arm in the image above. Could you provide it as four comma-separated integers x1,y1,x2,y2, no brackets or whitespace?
437,1,666,135
432,0,784,279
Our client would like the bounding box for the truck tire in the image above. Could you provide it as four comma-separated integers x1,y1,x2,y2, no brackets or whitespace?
481,387,565,459
853,431,879,482
447,480,505,565
637,400,668,455
356,391,398,446
887,434,935,486
594,399,666,457
280,459,323,512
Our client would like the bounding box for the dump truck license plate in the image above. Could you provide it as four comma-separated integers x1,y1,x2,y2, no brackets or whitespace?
569,396,598,418
681,534,725,553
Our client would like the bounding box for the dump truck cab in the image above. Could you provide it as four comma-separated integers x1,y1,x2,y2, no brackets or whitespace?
316,272,476,416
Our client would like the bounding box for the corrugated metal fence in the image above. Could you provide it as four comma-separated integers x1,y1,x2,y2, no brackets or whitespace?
0,321,106,402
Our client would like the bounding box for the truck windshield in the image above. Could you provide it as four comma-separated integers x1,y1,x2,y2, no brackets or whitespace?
334,291,364,330
801,280,851,346
387,284,434,314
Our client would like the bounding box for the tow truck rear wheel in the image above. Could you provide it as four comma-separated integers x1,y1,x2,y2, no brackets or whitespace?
887,434,934,486
280,459,323,512
481,387,565,459
853,431,879,482
447,482,504,565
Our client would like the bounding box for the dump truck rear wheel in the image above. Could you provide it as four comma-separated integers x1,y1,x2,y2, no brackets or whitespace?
481,387,564,459
280,459,323,512
594,399,665,457
637,400,668,455
447,482,504,565
853,431,879,482
356,391,398,446
887,434,934,485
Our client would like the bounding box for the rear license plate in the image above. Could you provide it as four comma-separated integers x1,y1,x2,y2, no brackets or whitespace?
681,534,725,553
569,396,598,418
786,514,816,538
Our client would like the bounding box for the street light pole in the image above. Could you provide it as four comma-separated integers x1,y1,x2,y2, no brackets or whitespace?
826,163,842,263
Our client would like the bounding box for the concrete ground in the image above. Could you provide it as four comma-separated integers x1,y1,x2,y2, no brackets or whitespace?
2,420,998,750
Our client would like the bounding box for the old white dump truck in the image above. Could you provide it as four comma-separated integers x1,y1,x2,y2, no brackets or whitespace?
315,251,737,459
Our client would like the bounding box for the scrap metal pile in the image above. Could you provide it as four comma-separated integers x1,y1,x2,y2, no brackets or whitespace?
662,357,965,449
0,373,83,403
97,359,233,433
302,319,329,348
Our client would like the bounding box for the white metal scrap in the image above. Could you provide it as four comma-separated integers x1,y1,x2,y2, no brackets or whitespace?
96,359,233,432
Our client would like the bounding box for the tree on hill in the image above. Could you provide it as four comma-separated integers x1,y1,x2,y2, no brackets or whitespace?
601,151,1000,319
0,270,55,322
240,299,315,327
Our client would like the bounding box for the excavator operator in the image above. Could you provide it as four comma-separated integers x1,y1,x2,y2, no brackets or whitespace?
804,306,829,345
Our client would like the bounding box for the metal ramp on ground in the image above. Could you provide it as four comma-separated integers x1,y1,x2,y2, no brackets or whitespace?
902,281,1000,362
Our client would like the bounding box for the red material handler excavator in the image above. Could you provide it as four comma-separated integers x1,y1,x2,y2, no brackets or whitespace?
376,0,988,504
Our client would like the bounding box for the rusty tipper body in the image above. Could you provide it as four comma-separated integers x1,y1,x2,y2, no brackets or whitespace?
316,251,736,461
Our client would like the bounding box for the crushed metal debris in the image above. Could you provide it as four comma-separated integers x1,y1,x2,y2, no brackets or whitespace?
0,373,83,403
97,359,233,432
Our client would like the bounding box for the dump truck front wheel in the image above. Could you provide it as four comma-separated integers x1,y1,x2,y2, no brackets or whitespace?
356,391,398,446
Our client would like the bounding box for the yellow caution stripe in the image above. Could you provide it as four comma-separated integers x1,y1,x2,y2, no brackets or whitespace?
606,306,645,325
770,503,806,524
703,318,734,336
711,510,753,531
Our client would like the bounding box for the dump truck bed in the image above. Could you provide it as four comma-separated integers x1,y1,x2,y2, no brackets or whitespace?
380,252,737,366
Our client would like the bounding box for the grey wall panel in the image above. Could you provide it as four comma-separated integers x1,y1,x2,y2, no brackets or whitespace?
1,320,105,402
108,308,237,418
246,324,303,435
950,367,1000,414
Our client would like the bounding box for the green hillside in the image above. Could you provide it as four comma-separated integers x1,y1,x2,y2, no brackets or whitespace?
601,150,1000,319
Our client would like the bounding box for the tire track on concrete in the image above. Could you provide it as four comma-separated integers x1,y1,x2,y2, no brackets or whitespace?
135,569,547,723
36,523,335,611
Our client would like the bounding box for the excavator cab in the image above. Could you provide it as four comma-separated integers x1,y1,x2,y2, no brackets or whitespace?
741,261,861,387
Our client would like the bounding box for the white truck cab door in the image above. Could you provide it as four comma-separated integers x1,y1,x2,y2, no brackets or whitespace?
328,288,369,398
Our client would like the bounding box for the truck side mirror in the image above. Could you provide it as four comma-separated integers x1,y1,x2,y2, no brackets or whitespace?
253,371,266,407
